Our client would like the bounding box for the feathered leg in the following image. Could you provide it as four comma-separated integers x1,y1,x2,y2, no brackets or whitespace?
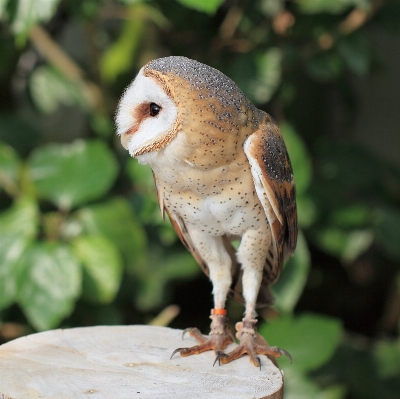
215,227,291,368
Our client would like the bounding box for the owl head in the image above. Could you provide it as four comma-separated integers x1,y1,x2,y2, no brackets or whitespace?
116,56,262,159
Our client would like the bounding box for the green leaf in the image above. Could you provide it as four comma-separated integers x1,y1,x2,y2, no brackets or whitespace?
374,338,400,379
127,158,155,190
249,48,283,104
29,66,88,114
72,235,123,303
283,368,346,399
17,242,82,330
28,140,119,210
0,0,7,17
127,159,177,244
281,123,312,196
127,159,165,224
314,228,373,263
259,313,342,372
175,0,224,14
119,0,146,4
296,195,317,228
9,0,61,36
272,231,310,313
0,196,39,309
0,195,39,238
0,141,20,194
259,0,285,17
76,197,147,269
329,204,371,228
100,5,146,83
135,250,199,311
100,2,170,81
0,234,29,310
90,113,114,138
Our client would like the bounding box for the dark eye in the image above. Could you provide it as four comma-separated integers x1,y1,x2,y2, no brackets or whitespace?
149,103,161,117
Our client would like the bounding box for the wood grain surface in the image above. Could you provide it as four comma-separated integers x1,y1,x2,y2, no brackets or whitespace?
0,325,284,398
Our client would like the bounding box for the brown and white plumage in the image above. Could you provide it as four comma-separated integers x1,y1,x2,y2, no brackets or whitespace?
116,56,297,368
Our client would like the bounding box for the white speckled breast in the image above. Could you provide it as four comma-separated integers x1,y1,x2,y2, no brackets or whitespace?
141,139,271,239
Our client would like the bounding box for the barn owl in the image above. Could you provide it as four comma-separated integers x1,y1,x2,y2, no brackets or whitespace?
116,56,297,368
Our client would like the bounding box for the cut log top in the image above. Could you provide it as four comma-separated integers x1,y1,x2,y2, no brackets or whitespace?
0,325,284,399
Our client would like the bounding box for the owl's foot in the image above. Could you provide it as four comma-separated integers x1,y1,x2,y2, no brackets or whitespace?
214,319,291,369
170,313,234,360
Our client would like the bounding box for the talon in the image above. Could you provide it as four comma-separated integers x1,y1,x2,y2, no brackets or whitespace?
216,319,293,368
213,355,219,367
213,351,228,367
170,348,184,360
182,328,193,339
170,318,233,363
279,348,292,364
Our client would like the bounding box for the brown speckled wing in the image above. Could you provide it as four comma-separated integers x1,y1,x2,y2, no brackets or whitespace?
167,208,212,278
244,118,297,286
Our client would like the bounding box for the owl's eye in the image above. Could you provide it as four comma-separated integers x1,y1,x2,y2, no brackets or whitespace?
149,103,161,117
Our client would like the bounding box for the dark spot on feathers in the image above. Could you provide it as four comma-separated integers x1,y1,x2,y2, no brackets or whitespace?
261,131,293,183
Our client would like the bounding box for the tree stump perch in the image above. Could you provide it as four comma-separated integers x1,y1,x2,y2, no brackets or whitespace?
0,325,284,398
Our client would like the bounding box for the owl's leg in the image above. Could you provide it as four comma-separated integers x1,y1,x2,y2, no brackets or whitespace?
215,228,291,368
170,230,234,360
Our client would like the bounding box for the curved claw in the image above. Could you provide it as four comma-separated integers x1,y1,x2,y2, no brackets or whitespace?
279,348,292,364
182,328,194,340
170,347,185,360
256,356,261,370
213,351,228,367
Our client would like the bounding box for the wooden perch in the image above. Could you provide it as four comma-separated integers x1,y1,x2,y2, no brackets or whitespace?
0,325,284,398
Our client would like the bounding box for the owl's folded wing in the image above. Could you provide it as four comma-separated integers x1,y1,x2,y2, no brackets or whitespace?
243,119,297,276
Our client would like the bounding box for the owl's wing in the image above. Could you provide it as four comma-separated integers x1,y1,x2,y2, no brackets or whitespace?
244,118,297,287
166,206,211,277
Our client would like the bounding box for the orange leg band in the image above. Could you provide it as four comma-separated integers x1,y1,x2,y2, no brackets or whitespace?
211,308,227,316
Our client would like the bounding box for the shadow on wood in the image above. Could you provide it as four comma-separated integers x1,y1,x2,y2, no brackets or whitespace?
0,325,284,398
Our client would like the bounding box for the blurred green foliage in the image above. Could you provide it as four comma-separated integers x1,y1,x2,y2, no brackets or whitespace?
0,0,399,398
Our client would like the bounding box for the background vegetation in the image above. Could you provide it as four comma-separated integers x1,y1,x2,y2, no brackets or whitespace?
1,0,400,398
